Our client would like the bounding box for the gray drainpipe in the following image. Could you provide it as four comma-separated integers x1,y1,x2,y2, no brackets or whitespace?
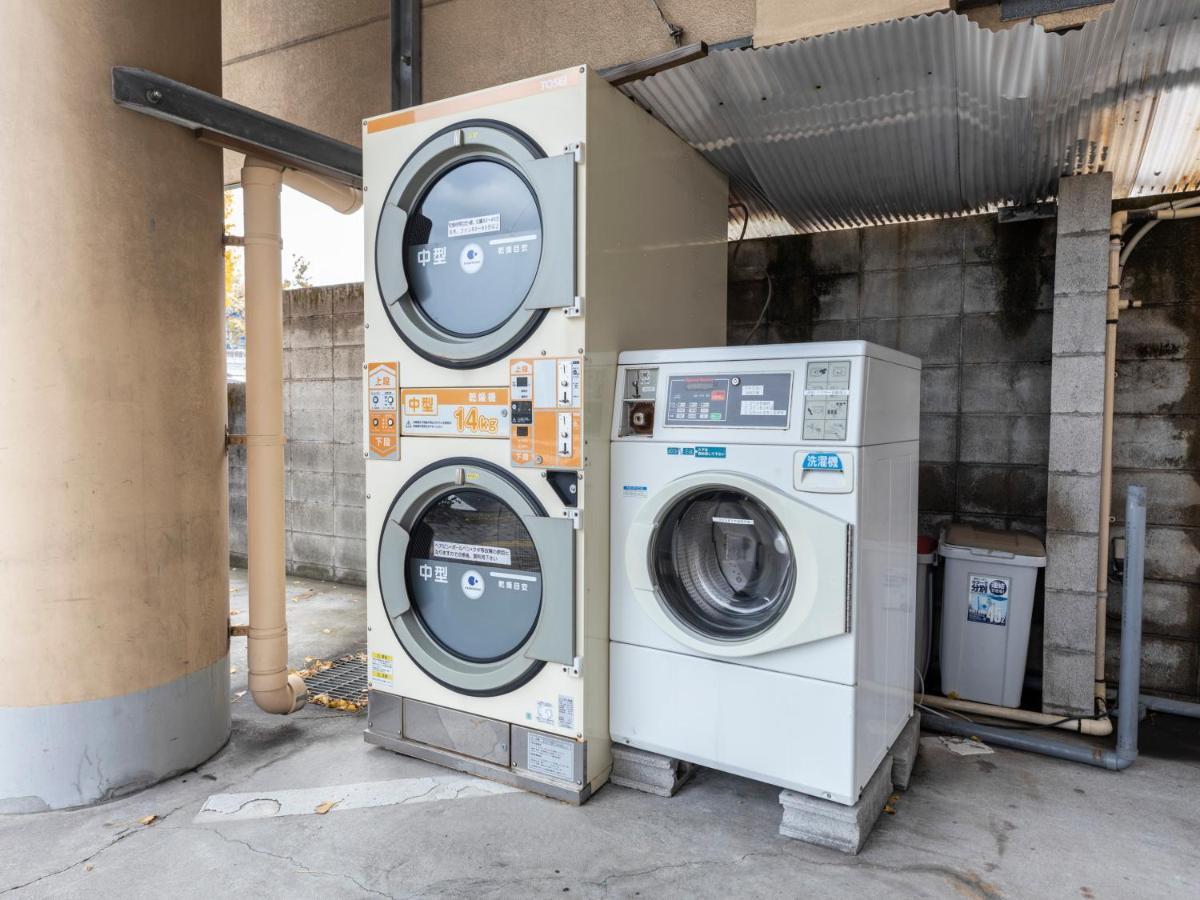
922,485,1146,771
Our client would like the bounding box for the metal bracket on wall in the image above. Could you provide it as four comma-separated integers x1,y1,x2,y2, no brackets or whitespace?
111,67,362,186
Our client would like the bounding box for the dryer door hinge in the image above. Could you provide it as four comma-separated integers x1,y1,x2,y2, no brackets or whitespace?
563,295,583,318
562,656,583,678
564,141,583,164
560,508,582,530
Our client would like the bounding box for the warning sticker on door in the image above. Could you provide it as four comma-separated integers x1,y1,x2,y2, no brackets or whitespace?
448,214,501,238
557,694,575,730
968,574,1010,626
433,540,512,566
536,700,554,726
525,732,576,782
369,651,394,685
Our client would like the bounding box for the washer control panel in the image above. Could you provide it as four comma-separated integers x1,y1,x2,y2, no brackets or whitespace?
509,356,583,468
663,372,792,428
801,359,852,441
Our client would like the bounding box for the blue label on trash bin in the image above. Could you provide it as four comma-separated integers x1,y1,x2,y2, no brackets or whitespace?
967,574,1010,626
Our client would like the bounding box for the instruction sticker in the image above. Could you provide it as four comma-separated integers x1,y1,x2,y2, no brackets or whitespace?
433,541,512,566
448,214,501,238
369,651,394,686
525,732,576,782
536,700,555,726
968,574,1010,626
557,694,575,730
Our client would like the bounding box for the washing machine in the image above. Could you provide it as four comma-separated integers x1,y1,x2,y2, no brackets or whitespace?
609,342,920,805
361,66,727,803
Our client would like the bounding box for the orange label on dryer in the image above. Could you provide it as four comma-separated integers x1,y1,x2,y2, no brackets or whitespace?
508,357,583,468
400,387,510,438
367,362,400,459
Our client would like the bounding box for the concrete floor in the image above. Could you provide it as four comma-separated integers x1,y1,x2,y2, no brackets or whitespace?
2,570,1198,899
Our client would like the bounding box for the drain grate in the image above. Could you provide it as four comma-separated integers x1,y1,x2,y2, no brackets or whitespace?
302,654,368,710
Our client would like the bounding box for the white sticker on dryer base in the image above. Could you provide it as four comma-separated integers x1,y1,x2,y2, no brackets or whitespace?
557,694,575,730
525,732,576,782
535,700,555,726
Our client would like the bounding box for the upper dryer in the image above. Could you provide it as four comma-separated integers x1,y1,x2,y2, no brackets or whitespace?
363,65,728,385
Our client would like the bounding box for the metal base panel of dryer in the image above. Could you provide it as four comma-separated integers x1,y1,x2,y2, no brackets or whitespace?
365,691,603,805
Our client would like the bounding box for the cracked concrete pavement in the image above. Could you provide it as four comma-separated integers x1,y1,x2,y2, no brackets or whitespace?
1,569,1198,898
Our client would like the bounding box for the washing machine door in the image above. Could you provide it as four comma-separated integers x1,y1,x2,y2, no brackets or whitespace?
626,471,850,658
375,121,576,369
378,459,576,695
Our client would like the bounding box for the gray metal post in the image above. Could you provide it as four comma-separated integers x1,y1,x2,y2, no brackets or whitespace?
921,485,1146,771
1115,485,1145,762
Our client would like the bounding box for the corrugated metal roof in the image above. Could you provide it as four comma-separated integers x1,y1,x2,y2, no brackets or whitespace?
623,0,1200,237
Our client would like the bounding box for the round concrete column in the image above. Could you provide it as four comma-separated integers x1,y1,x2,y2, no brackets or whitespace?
0,1,229,811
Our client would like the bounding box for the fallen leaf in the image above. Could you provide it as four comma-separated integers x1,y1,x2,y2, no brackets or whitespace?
314,800,338,815
85,865,93,873
230,666,238,675
138,814,158,826
229,609,241,617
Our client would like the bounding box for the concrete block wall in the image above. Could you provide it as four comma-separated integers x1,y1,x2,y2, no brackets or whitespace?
228,283,366,585
1107,213,1200,699
1041,174,1112,716
728,214,1056,543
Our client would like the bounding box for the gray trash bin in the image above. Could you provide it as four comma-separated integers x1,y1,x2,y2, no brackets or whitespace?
938,524,1046,708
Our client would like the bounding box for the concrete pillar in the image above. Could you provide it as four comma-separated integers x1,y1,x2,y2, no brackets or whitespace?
0,1,228,810
1043,173,1112,717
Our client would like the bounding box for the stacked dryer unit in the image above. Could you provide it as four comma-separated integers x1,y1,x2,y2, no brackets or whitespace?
609,342,920,805
362,65,727,803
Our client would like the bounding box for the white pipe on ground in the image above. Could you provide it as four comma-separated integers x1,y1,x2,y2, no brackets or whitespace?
917,695,1112,736
242,158,306,715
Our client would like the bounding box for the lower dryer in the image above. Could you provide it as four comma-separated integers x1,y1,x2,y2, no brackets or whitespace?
609,342,920,805
365,438,603,803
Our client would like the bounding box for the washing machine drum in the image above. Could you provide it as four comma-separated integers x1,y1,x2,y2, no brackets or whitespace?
375,121,576,369
377,460,576,695
652,488,796,640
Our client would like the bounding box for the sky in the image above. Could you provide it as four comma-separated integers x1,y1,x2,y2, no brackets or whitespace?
227,186,365,286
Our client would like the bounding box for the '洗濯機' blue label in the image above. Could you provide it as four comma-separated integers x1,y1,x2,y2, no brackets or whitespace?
802,452,843,471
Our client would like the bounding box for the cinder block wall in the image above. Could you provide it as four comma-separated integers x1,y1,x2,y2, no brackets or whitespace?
1108,216,1200,697
729,216,1056,542
228,284,366,585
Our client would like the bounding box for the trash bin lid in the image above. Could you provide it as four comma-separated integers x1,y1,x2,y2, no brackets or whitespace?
939,523,1046,566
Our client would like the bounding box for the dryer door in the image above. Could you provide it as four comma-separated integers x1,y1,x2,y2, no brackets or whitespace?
627,471,850,658
375,121,576,369
378,459,575,696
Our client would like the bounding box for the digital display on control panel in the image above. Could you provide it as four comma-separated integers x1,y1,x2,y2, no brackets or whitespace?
801,359,852,440
664,373,792,428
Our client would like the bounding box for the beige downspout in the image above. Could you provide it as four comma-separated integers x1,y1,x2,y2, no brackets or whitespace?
1095,210,1126,710
239,158,363,715
242,158,307,714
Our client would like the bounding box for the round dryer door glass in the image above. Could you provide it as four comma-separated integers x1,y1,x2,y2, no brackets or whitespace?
406,488,543,662
652,489,795,640
403,160,543,337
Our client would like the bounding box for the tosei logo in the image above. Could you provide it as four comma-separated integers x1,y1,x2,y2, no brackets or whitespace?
540,75,569,91
461,569,485,600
